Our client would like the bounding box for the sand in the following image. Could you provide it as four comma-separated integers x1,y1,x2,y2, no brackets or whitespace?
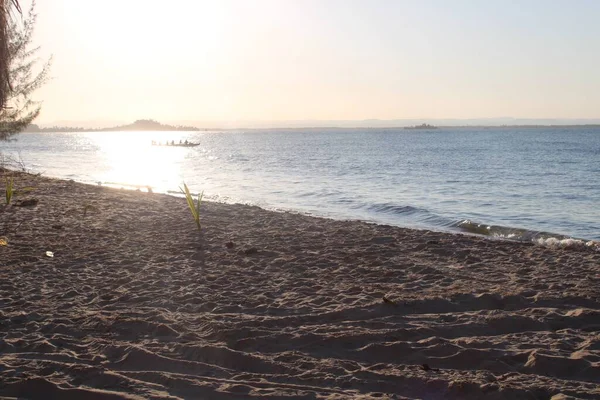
1,169,599,399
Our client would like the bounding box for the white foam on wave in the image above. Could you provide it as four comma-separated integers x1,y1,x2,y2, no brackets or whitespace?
535,237,599,251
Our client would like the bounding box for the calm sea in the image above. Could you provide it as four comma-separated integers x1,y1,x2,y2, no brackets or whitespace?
2,127,599,241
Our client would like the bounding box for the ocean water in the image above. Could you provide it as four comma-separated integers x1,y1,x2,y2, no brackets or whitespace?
2,127,599,241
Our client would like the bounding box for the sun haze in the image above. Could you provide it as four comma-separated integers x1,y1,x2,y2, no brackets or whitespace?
29,0,600,126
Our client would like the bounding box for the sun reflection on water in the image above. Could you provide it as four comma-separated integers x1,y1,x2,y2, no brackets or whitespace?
90,131,193,193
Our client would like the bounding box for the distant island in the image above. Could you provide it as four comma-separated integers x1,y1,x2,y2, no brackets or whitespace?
98,119,199,132
25,119,200,133
25,124,87,132
404,123,438,130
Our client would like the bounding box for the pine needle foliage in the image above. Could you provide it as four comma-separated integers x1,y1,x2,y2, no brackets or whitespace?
0,1,23,110
0,0,50,140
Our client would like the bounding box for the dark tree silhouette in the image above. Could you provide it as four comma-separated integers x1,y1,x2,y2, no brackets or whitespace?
0,1,50,140
0,0,21,110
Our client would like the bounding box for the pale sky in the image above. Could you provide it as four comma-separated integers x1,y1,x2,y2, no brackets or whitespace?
25,0,600,126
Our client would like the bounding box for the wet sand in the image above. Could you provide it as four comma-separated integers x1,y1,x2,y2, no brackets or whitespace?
1,169,599,399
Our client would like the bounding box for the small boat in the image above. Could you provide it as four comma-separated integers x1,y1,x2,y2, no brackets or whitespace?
152,141,199,147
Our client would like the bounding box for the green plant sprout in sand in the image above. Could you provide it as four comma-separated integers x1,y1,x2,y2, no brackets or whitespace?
4,178,35,205
5,177,14,205
180,183,203,230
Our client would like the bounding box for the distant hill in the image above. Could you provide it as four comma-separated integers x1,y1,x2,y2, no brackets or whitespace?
25,119,199,133
97,119,198,132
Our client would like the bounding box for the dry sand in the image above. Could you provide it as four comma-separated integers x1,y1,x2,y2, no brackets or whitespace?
1,169,599,399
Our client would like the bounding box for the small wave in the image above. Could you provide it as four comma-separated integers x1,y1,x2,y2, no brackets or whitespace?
359,201,458,229
366,202,423,215
298,189,344,198
455,219,545,241
535,237,599,251
455,219,599,250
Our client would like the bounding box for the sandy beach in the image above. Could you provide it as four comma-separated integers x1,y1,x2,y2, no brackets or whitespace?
1,169,599,399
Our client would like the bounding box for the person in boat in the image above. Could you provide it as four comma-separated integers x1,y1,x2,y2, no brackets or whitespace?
184,139,188,145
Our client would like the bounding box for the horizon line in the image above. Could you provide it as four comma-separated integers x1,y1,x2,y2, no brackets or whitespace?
30,117,600,131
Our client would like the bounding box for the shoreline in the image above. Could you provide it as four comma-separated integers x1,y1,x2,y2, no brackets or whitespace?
6,165,599,248
1,169,600,399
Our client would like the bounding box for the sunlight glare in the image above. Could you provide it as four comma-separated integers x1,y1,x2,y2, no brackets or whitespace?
92,132,190,193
